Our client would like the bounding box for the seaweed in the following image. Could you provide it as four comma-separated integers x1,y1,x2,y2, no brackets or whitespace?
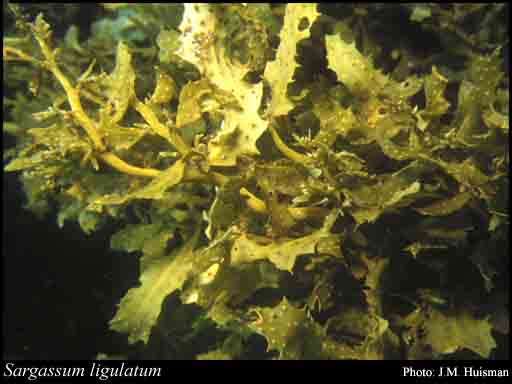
3,3,508,359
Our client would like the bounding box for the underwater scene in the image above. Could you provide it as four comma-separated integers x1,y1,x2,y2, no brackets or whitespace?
3,3,509,360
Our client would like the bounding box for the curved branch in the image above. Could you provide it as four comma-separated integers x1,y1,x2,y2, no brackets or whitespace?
31,23,106,151
100,153,161,178
268,123,311,164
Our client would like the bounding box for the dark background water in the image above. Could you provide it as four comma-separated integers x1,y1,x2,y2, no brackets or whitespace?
3,167,137,359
